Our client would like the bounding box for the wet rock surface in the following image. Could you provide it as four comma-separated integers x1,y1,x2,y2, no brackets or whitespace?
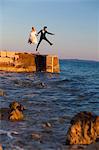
32,132,42,141
0,89,5,96
0,144,3,150
66,111,99,145
0,101,24,121
42,122,52,128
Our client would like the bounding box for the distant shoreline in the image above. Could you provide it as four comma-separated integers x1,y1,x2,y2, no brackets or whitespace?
60,59,99,63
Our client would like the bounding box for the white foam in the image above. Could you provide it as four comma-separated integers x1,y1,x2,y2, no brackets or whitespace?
0,129,18,139
11,146,24,150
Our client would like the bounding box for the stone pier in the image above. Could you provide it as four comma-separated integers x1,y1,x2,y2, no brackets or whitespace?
0,51,60,73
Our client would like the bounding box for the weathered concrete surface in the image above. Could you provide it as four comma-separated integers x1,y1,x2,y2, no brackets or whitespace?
46,55,60,73
0,51,60,73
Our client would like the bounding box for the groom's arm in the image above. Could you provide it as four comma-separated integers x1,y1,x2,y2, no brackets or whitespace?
46,31,54,35
37,30,41,35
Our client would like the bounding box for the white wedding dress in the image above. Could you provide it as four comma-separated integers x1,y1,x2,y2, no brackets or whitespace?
29,31,38,44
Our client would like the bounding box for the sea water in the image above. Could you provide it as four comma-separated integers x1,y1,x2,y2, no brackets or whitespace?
0,59,99,150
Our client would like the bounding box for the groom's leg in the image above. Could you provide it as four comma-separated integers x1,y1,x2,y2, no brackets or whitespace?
36,38,42,51
44,37,53,45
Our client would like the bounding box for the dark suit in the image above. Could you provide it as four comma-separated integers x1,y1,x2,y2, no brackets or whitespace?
36,30,54,51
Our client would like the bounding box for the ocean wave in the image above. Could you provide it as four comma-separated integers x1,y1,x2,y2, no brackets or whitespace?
0,129,18,139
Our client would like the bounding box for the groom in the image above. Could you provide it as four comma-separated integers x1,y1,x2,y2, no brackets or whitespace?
36,26,54,51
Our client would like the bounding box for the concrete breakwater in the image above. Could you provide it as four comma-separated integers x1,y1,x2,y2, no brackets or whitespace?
0,51,60,73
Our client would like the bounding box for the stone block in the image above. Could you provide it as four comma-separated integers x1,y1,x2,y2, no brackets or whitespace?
46,55,60,73
0,51,7,57
0,57,14,63
0,51,60,73
6,51,16,58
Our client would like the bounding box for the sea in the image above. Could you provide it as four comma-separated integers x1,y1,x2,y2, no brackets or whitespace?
0,59,99,150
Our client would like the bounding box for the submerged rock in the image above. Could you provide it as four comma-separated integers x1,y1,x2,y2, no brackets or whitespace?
0,89,5,96
42,122,52,128
0,108,10,120
66,111,99,145
0,101,24,121
32,132,42,141
85,142,99,150
0,144,3,150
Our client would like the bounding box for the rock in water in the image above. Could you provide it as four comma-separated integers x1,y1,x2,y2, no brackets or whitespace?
0,101,24,121
0,89,5,96
0,144,3,150
66,111,99,145
32,132,42,140
9,101,24,121
8,109,24,121
42,122,52,128
9,101,25,111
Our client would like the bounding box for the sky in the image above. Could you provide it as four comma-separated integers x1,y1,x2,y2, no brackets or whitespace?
0,0,99,60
